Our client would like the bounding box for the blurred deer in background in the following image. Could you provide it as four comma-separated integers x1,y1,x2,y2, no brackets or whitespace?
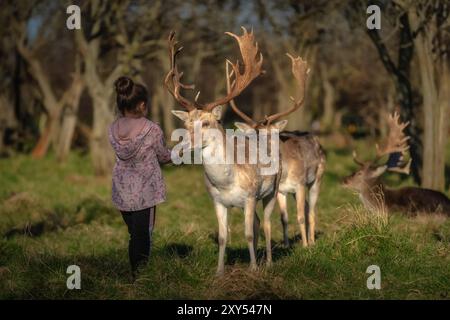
166,28,281,275
342,112,450,216
227,54,326,248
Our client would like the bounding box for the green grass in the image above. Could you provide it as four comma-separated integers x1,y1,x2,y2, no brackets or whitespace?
0,146,449,300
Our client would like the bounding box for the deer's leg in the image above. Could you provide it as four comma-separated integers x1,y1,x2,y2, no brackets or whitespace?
263,194,277,267
295,185,308,247
215,202,228,276
253,211,260,256
244,198,258,271
277,192,289,247
308,165,324,245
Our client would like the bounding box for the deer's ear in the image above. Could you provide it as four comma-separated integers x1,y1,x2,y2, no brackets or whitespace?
369,165,387,178
234,122,253,132
171,110,189,122
273,120,288,131
211,105,222,120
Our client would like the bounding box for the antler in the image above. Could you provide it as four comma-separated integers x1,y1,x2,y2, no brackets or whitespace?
351,111,411,174
376,111,411,174
164,31,197,111
352,150,365,167
226,60,258,127
165,27,263,113
204,27,264,112
375,112,410,158
262,54,310,125
227,52,309,128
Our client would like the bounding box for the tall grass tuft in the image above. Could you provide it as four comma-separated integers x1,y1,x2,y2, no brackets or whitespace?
344,189,388,232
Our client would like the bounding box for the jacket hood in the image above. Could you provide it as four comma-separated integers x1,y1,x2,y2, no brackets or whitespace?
110,117,152,160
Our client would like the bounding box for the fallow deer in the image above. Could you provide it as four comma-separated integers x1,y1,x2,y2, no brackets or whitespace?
227,54,326,248
342,112,450,216
165,28,281,275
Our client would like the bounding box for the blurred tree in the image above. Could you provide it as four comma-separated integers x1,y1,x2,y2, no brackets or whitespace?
75,0,126,175
55,56,84,161
9,1,84,159
0,5,19,154
254,1,356,132
398,0,450,191
75,0,175,175
350,0,450,190
0,0,447,187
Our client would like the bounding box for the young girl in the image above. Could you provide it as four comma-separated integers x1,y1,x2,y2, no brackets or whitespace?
109,76,171,278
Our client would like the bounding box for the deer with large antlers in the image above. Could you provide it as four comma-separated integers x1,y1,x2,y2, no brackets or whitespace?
228,53,326,247
166,28,281,275
342,112,450,216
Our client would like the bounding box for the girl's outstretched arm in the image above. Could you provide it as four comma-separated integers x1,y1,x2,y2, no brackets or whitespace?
153,125,172,164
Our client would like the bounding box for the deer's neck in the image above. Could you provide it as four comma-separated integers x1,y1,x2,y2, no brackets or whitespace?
202,128,236,188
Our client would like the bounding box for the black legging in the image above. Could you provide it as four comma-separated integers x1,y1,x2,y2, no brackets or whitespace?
121,207,156,273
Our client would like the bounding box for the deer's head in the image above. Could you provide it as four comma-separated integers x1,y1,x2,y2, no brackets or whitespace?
341,112,412,194
341,161,390,192
166,28,263,148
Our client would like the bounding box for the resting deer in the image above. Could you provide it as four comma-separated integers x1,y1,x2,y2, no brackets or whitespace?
227,54,326,248
166,28,281,275
342,112,450,216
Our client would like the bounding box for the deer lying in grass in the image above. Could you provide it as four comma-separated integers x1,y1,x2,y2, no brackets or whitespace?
227,54,326,247
166,28,281,275
342,112,450,216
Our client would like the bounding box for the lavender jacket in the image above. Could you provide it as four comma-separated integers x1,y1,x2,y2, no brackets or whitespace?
109,118,171,212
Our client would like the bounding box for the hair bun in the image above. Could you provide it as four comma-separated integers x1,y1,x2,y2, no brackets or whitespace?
115,76,134,96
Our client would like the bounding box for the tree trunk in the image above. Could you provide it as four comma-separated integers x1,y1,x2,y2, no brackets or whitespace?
420,60,449,191
76,30,119,176
436,63,450,190
0,94,17,153
16,40,84,160
416,32,438,189
31,107,61,158
56,111,77,161
55,76,84,161
88,87,115,176
320,65,335,133
410,7,449,191
31,111,56,158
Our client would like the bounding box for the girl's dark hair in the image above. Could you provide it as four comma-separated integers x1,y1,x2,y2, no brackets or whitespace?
114,76,148,114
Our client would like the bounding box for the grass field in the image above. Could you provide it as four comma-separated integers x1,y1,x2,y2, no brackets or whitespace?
0,143,449,299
